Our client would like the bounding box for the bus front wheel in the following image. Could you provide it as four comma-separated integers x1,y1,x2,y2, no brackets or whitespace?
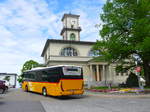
42,88,47,96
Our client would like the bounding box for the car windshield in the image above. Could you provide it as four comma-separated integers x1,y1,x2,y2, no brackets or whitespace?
0,80,5,84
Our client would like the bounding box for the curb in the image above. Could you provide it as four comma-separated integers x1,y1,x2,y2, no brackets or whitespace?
85,91,150,98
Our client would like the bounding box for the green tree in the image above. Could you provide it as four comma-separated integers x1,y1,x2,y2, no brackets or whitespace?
17,75,23,83
17,60,45,83
94,0,150,86
126,72,139,87
21,60,43,73
3,76,10,81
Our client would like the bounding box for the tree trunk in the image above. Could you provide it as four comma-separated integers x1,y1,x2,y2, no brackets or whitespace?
143,59,150,86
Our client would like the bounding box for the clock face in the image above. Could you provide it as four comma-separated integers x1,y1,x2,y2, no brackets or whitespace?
71,20,76,25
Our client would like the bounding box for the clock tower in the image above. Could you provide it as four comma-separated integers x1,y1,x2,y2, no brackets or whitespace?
60,13,82,41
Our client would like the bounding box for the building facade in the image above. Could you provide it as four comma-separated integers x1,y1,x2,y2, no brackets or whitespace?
0,73,17,88
41,14,129,87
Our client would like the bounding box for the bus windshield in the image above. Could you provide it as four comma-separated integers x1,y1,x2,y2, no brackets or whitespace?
62,66,82,76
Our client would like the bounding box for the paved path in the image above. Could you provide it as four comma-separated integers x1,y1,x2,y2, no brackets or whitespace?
0,89,150,112
0,101,45,112
0,89,47,112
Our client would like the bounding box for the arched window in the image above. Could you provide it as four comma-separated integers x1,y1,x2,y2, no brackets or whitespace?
61,47,78,56
70,33,75,40
88,50,100,57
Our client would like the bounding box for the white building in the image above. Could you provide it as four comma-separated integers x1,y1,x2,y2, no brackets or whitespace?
41,13,129,87
0,73,17,88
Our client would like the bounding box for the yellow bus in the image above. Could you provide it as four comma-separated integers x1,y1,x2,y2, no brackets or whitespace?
22,65,84,96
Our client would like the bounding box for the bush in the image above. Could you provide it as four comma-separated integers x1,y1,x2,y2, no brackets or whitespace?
119,83,127,88
126,72,139,87
92,86,108,90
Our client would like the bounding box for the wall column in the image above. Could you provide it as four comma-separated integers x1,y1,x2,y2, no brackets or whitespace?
102,65,106,85
109,65,113,83
88,65,93,89
89,65,94,81
102,65,105,79
96,65,100,81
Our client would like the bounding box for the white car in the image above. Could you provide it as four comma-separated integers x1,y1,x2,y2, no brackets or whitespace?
1,80,11,90
140,77,146,86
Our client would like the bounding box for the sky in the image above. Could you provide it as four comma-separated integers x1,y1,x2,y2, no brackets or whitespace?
0,0,106,75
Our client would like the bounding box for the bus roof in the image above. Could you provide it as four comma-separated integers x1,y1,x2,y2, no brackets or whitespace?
25,65,81,72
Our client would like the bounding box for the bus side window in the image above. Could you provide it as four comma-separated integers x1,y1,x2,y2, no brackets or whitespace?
35,71,42,82
41,71,48,82
46,68,60,82
29,72,36,81
23,73,30,81
47,68,61,75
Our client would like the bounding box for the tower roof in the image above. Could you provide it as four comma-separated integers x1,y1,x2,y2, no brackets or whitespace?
61,13,80,21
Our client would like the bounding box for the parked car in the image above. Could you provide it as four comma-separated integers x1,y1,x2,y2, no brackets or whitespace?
1,80,11,90
0,80,6,94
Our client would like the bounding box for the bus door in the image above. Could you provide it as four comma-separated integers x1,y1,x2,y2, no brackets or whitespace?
27,72,36,91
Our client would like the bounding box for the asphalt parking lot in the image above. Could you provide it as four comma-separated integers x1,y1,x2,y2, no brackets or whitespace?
0,88,150,112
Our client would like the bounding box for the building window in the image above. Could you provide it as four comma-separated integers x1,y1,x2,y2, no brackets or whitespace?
45,54,47,61
121,72,124,76
61,47,78,56
71,25,74,28
70,33,75,40
88,50,100,57
116,72,119,76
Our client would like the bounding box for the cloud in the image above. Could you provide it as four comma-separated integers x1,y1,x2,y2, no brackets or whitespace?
0,0,61,74
62,0,105,41
0,0,105,74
